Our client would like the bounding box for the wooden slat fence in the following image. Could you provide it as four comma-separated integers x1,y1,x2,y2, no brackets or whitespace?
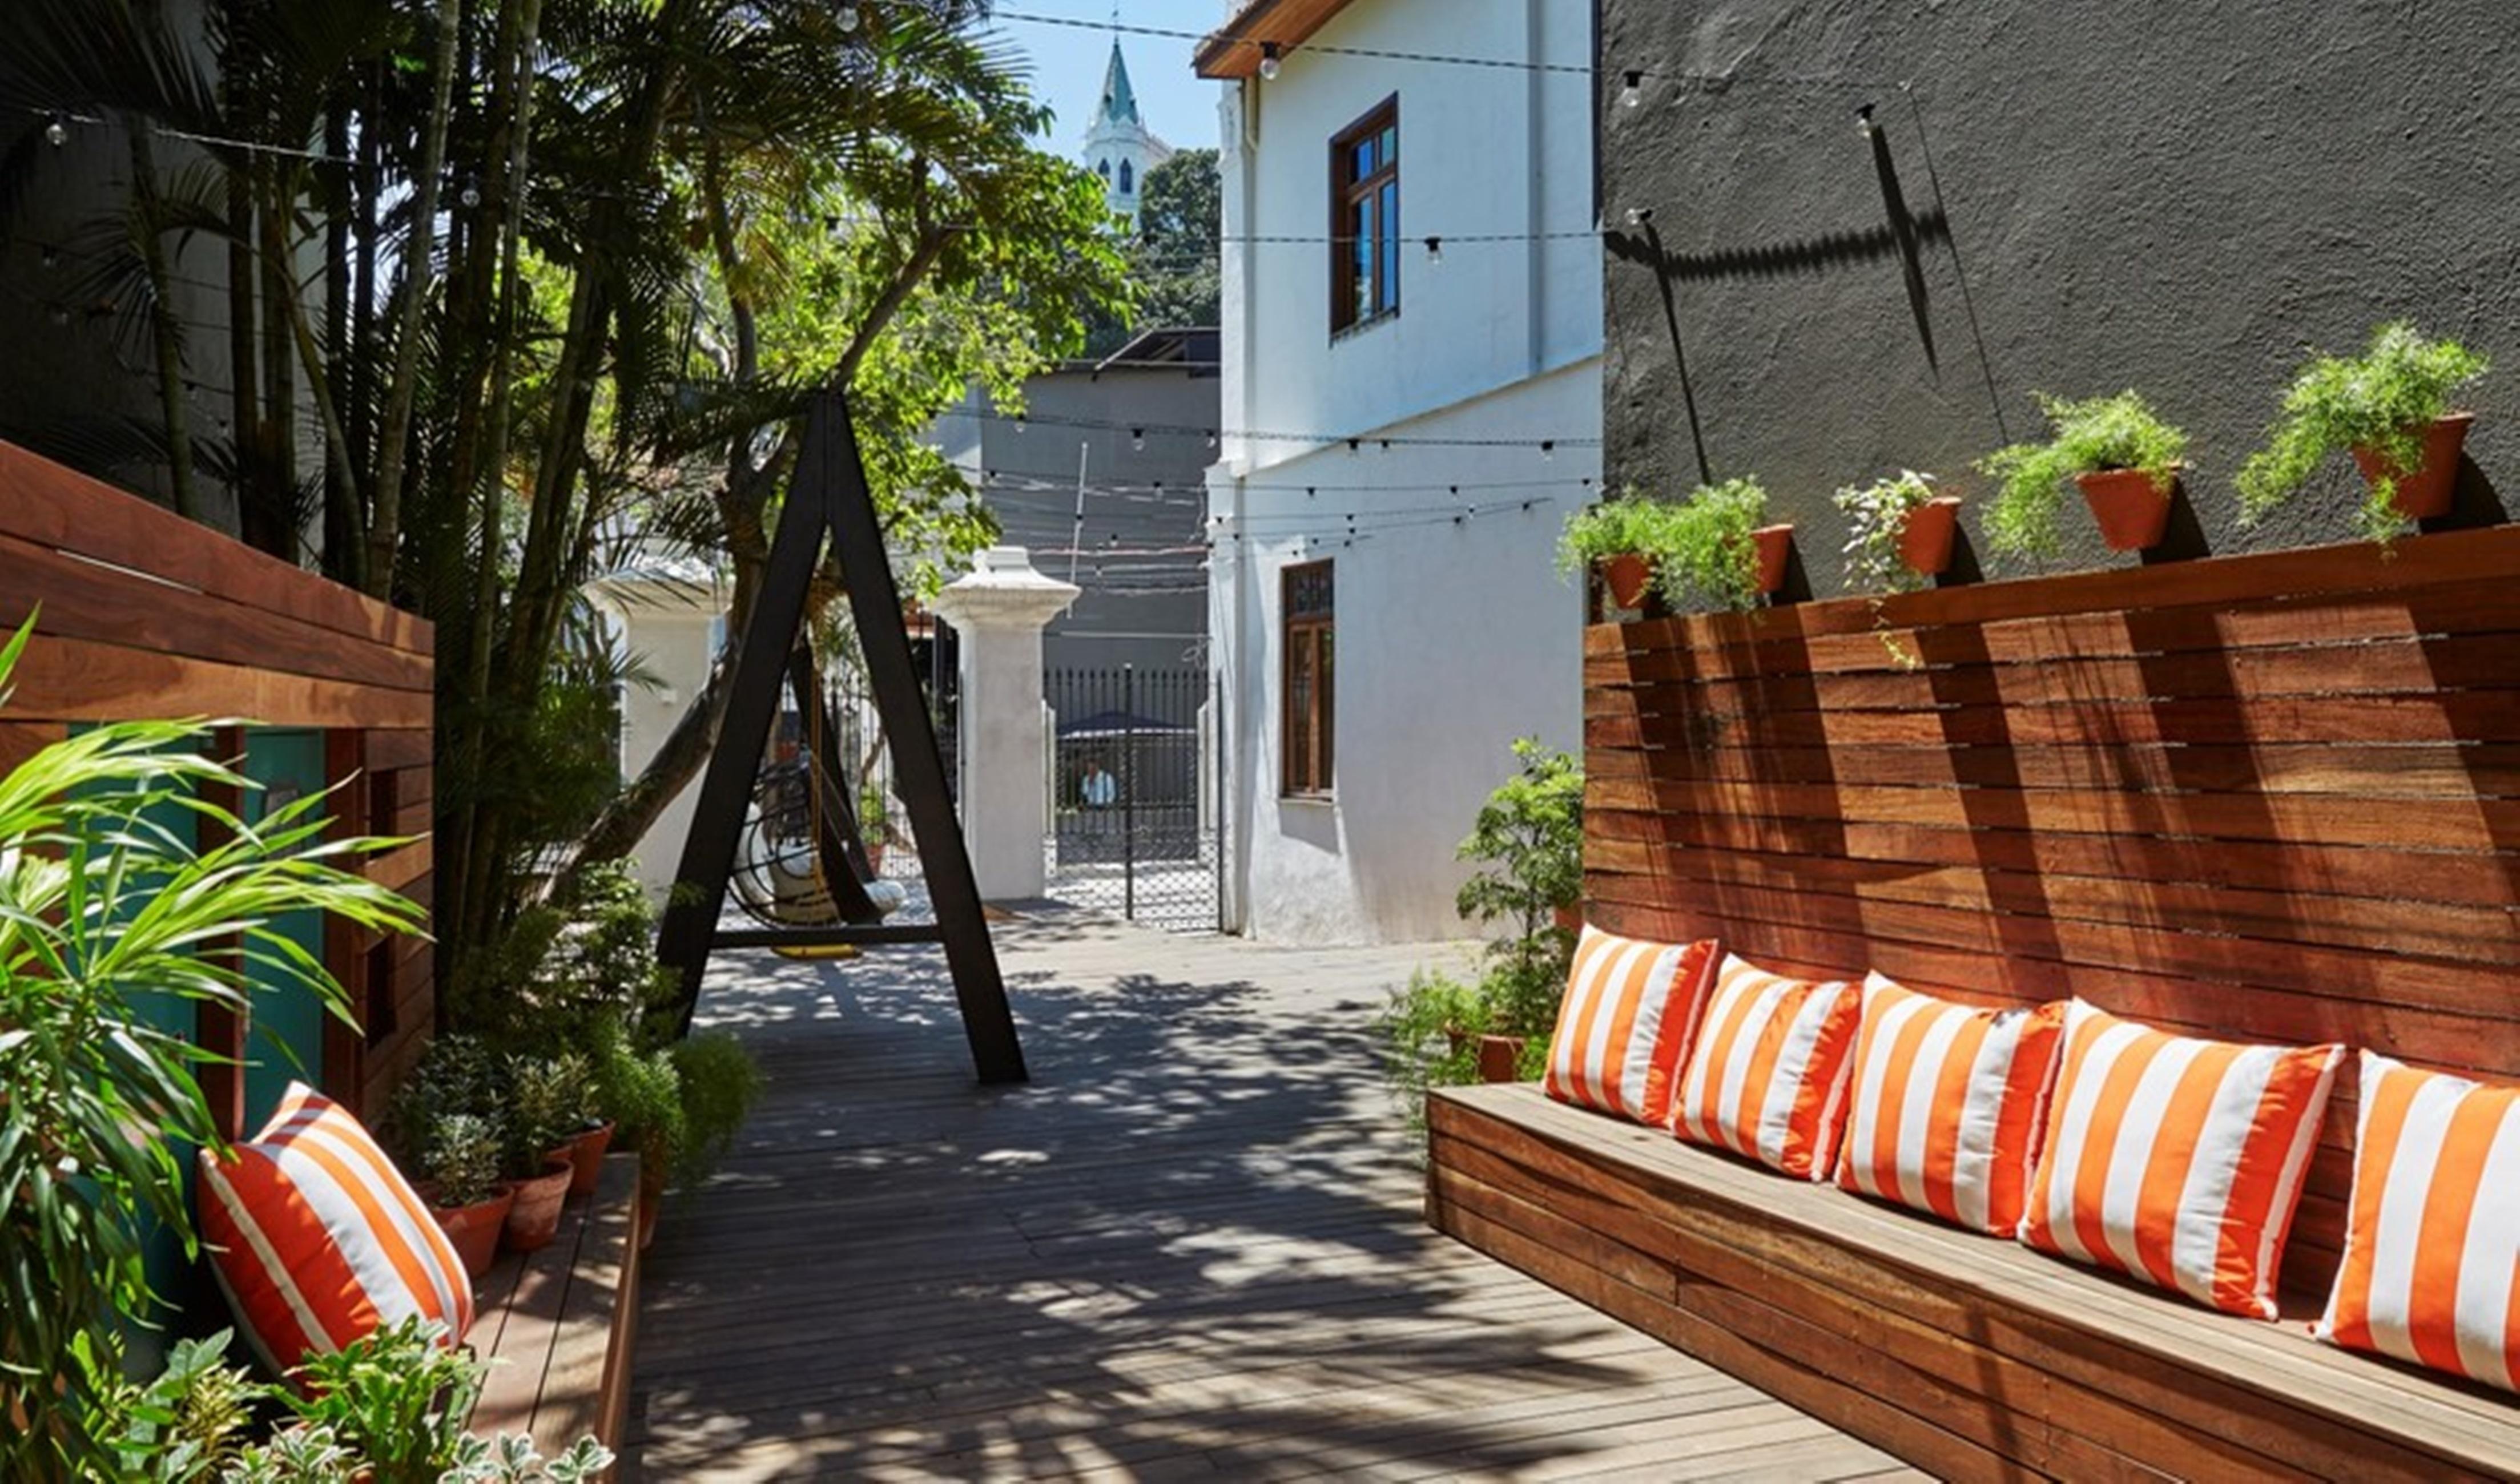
0,441,436,1132
1583,523,2520,1297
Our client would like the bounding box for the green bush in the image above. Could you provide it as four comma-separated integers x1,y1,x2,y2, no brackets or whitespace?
418,1113,505,1208
2237,321,2488,541
1655,477,1773,612
667,1031,764,1189
1555,487,1694,576
1978,391,2188,558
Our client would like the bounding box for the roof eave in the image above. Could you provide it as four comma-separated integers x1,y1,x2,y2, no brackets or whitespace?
1193,0,1365,80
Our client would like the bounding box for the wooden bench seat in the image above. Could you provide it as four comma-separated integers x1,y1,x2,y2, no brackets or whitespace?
1428,1082,2520,1483
468,1152,644,1469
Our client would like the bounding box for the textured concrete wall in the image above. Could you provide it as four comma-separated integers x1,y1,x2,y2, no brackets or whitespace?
1599,1,2520,587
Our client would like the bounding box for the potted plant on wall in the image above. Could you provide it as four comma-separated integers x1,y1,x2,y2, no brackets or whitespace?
2237,321,2489,541
1835,470,1961,591
1980,391,2190,557
1659,477,1788,611
1556,487,1690,614
498,1055,583,1252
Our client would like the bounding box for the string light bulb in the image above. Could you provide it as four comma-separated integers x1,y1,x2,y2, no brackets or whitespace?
45,114,68,147
1620,71,1644,110
1205,429,1218,450
1258,42,1283,80
1424,235,1443,265
1540,439,1556,462
1855,103,1877,139
1625,205,1654,229
835,1,860,33
1130,428,1146,453
458,180,481,208
40,246,59,271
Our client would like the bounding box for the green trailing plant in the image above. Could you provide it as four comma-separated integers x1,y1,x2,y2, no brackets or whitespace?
1834,469,1946,595
1979,392,2189,558
1555,487,1694,575
668,1032,765,1189
0,617,423,1480
2237,321,2490,541
1656,478,1774,612
418,1112,505,1209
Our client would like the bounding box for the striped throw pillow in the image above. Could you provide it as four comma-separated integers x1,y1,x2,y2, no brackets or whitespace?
1543,926,1720,1127
1837,974,2066,1235
2020,1002,2341,1319
199,1082,474,1379
2316,1052,2520,1389
1672,954,1860,1180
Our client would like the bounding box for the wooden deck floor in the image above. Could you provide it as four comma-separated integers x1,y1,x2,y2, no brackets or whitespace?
625,912,1913,1482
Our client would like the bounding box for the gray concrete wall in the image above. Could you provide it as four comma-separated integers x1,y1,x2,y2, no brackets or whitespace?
939,365,1215,675
1599,1,2519,586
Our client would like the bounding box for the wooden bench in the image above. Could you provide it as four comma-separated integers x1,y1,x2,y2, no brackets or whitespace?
1430,1082,2520,1482
1425,530,2520,1479
468,1153,645,1469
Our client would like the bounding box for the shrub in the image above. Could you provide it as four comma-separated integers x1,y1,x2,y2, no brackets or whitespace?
1978,391,2188,558
2237,321,2489,541
666,1032,763,1189
1656,477,1773,612
502,1053,595,1180
420,1113,505,1208
1833,469,1946,595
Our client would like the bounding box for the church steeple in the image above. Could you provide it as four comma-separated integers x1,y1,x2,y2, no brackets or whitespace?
1098,41,1140,128
1081,38,1171,227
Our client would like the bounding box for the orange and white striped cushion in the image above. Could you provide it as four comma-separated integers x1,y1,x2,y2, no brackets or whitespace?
2020,1002,2340,1318
2316,1052,2520,1389
1672,954,1860,1180
1543,926,1719,1127
1836,974,2066,1235
199,1082,473,1378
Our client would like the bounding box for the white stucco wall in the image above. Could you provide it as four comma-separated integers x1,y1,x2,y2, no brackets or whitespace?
587,576,726,904
1207,0,1602,944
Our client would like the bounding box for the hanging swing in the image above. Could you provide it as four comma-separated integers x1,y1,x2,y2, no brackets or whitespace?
727,642,908,939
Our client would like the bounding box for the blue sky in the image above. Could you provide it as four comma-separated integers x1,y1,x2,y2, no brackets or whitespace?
983,1,1223,159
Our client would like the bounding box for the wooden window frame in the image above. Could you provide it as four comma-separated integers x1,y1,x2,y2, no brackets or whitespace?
1281,560,1335,798
1329,95,1400,336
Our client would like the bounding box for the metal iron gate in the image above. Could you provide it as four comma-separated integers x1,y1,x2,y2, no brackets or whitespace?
1047,666,1222,931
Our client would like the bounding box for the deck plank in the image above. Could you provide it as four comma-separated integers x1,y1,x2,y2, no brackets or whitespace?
626,912,1897,1481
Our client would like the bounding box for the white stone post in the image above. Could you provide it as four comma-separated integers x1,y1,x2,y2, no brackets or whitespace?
927,547,1078,902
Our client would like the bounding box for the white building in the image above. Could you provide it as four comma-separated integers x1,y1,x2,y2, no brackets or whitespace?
1084,42,1174,227
1196,0,1602,943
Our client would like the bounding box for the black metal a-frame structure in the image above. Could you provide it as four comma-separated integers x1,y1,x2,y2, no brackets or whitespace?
655,392,1027,1084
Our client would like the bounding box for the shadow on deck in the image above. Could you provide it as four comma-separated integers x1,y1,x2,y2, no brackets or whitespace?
625,910,1905,1482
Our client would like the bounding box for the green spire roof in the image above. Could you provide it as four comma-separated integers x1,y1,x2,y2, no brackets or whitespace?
1098,41,1140,127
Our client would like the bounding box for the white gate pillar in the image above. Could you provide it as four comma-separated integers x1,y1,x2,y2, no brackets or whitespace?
928,547,1078,901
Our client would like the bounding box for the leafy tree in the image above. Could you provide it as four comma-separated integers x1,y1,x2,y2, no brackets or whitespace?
1085,146,1220,355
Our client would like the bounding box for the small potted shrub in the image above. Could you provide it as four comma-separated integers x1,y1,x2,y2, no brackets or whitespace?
1660,477,1788,611
533,1052,614,1199
2237,321,2489,541
858,780,892,874
1556,487,1691,612
498,1056,583,1253
1979,391,2189,556
414,1112,512,1279
1835,470,1961,591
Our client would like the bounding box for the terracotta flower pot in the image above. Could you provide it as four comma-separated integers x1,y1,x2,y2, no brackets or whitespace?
1897,495,1963,576
2352,412,2471,522
1751,525,1794,595
2073,467,2177,552
1599,552,1655,611
1475,1034,1528,1084
546,1120,616,1200
500,1158,575,1253
422,1182,516,1280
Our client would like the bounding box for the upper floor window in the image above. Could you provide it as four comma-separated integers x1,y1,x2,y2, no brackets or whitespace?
1330,97,1398,334
1119,159,1135,195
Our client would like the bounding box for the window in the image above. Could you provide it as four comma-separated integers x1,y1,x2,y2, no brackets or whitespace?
1330,97,1398,333
1097,158,1112,181
1282,560,1335,796
1119,159,1134,195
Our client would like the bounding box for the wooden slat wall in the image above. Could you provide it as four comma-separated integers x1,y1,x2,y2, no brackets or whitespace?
1583,523,2520,1298
0,442,435,1132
